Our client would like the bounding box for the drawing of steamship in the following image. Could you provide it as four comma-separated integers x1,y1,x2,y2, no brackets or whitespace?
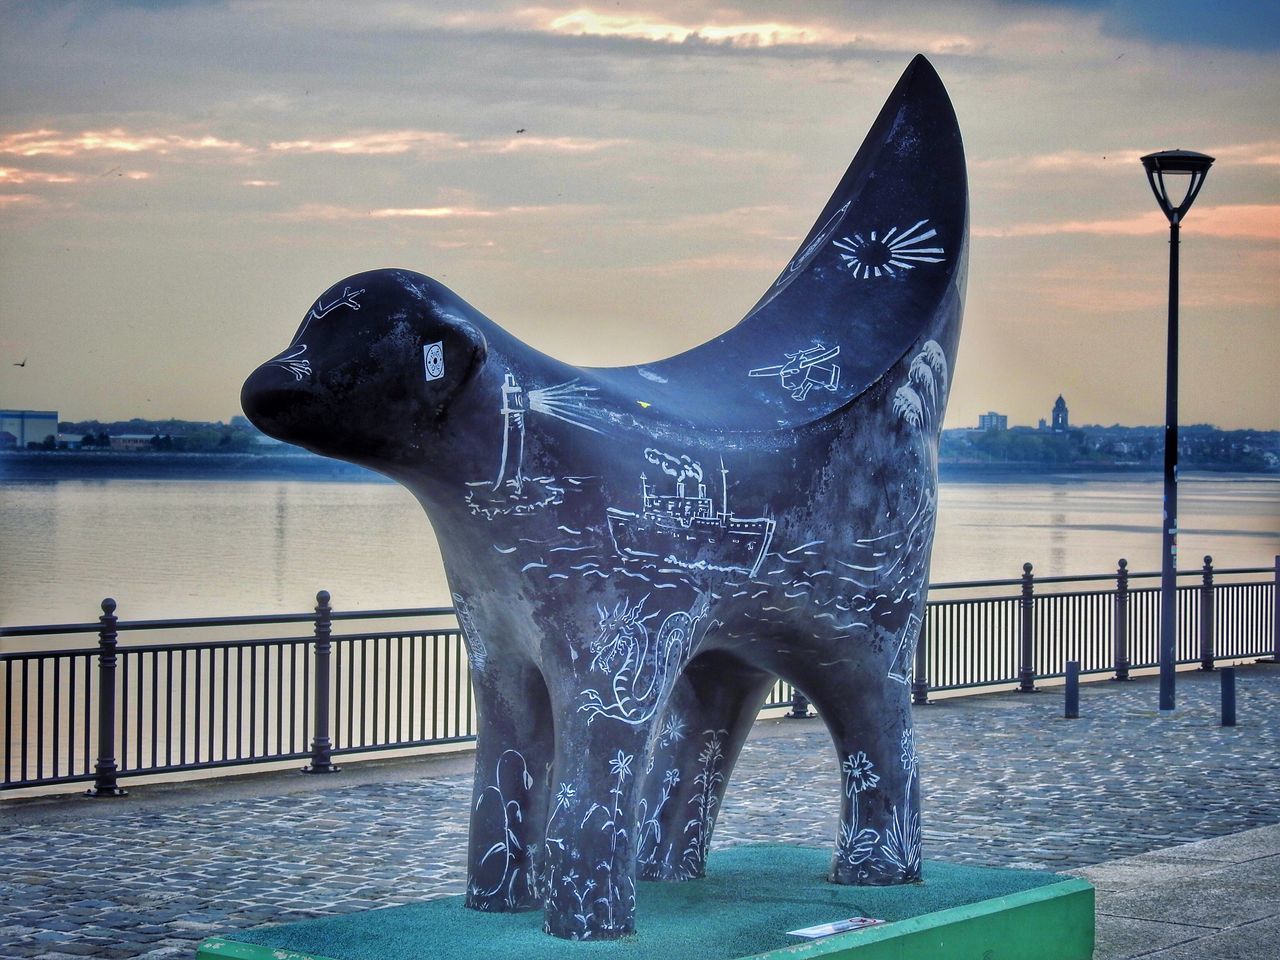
607,459,775,579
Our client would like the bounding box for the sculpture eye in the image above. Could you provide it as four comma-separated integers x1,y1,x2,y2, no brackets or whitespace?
424,341,445,381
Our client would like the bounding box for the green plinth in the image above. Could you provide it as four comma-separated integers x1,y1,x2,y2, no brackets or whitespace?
198,845,1093,960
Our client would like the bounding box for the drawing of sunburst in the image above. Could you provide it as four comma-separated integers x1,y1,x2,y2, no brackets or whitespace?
832,219,944,278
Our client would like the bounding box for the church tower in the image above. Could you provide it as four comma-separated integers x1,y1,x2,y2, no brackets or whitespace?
1052,395,1069,432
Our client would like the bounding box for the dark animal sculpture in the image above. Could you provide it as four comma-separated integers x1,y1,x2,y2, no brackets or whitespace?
242,55,966,940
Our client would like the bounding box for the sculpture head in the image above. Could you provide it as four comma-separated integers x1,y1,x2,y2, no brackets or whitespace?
240,269,488,469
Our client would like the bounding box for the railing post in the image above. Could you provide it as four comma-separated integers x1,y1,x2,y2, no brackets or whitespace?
1018,563,1038,692
1199,555,1215,671
785,688,814,719
86,598,127,798
1064,660,1080,719
1272,555,1279,664
302,590,340,774
1113,559,1131,681
912,611,931,706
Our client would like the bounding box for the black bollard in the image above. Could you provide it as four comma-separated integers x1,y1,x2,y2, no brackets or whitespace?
786,688,814,719
1221,667,1236,727
1064,660,1080,719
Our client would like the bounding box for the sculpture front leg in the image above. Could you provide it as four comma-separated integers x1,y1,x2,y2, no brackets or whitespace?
465,664,553,912
541,711,649,940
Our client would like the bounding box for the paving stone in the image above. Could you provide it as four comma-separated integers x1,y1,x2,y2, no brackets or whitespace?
1090,915,1211,960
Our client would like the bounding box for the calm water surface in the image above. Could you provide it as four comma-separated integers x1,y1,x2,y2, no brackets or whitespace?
2,474,1277,627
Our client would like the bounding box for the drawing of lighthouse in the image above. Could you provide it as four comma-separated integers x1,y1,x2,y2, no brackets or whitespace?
494,372,526,494
465,371,567,519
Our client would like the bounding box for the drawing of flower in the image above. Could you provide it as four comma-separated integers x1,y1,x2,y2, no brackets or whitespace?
900,729,918,773
842,751,880,796
609,750,633,779
663,768,681,788
659,713,688,747
556,783,577,807
881,805,922,877
696,731,724,768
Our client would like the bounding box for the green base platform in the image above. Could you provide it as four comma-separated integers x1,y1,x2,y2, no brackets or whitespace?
198,845,1093,960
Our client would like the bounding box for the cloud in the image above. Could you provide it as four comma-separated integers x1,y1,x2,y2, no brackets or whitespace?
484,135,627,154
277,202,562,222
1207,142,1280,166
519,6,976,54
976,204,1280,240
0,128,253,157
0,193,41,206
370,206,501,219
0,166,81,184
268,129,626,156
268,130,463,156
242,179,279,187
979,143,1280,173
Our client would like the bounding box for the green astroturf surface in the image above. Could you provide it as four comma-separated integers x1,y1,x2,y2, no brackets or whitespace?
211,845,1075,960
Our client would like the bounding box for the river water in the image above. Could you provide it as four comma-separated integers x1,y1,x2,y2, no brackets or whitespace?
2,473,1277,628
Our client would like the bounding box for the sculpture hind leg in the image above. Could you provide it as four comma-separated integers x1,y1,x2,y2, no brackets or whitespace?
800,663,922,885
637,651,776,881
465,661,553,912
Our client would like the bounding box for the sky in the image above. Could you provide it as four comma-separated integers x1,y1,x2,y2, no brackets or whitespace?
0,0,1277,431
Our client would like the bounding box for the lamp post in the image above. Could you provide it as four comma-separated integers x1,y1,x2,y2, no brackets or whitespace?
1140,149,1214,712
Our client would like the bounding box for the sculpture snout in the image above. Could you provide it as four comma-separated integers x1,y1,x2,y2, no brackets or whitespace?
240,361,322,446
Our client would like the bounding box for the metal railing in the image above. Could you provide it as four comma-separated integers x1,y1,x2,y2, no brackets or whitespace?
2,556,1276,793
911,556,1278,704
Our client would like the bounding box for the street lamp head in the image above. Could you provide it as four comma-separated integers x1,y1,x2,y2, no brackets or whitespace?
1141,149,1214,225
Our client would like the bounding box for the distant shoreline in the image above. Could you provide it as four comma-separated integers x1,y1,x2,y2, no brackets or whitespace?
0,450,388,483
2,449,1275,484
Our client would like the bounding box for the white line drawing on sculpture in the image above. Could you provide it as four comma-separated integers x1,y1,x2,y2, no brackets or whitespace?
452,592,488,672
528,379,608,434
466,372,566,518
578,750,635,935
749,344,842,401
749,200,853,314
877,728,922,877
835,750,882,872
468,748,535,909
833,220,944,278
268,285,366,380
578,595,706,727
886,613,921,686
264,344,311,381
607,451,775,579
292,285,365,344
680,728,728,878
636,767,681,876
466,374,612,519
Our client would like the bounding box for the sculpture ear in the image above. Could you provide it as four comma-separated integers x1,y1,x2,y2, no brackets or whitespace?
436,316,488,390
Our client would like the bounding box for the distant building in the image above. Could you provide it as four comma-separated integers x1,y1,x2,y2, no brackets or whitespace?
109,433,156,451
978,411,1008,432
1052,395,1069,432
0,409,58,448
56,433,85,450
1038,418,1047,431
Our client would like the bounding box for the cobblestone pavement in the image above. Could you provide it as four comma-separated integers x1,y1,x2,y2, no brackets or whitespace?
3,665,1278,959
